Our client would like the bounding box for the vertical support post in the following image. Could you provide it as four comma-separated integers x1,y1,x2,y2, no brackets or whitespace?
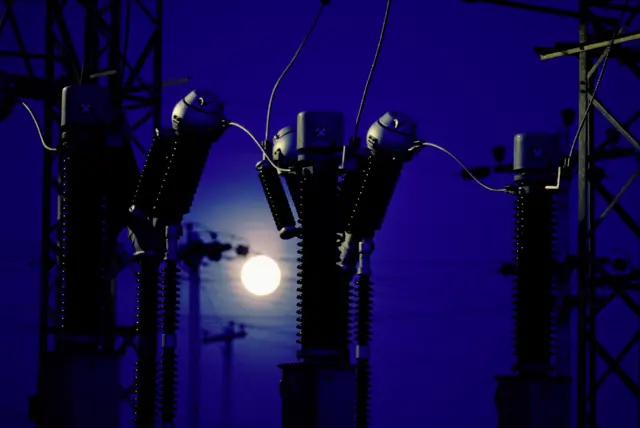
82,0,99,81
203,321,247,428
187,225,202,428
222,324,234,428
495,132,571,428
279,111,355,428
576,2,596,427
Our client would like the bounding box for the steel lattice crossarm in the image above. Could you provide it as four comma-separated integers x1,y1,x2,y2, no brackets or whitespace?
0,1,163,426
462,1,640,428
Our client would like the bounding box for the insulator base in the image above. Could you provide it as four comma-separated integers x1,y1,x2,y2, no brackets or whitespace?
279,362,355,428
35,351,120,428
495,375,571,428
512,188,558,374
296,168,350,361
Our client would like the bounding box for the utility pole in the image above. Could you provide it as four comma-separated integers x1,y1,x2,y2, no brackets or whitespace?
204,321,247,428
184,224,205,428
181,222,245,428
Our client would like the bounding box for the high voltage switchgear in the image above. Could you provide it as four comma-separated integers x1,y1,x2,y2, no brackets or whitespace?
1,0,586,426
495,133,571,428
39,85,138,428
263,110,422,428
128,89,227,427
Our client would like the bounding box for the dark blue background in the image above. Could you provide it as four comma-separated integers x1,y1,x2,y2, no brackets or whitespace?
0,1,637,427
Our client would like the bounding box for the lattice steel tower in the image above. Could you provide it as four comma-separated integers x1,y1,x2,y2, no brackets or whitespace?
0,1,162,426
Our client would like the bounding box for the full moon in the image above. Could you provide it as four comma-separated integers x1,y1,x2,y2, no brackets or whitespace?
240,255,282,296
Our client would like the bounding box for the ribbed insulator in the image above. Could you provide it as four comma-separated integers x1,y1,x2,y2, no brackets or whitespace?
354,273,373,428
337,158,366,231
154,134,213,223
157,260,180,424
347,155,403,237
284,173,303,219
58,137,113,349
355,274,373,347
355,358,372,428
295,168,349,360
131,130,173,215
256,160,297,236
512,187,558,375
132,256,161,426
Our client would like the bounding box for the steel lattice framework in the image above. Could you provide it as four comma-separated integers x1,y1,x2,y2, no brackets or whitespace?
0,0,162,421
463,0,640,427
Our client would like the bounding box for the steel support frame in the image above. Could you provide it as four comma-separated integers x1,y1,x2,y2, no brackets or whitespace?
0,0,163,422
462,1,640,427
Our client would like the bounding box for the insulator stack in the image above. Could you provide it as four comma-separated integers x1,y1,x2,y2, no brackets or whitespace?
58,85,119,351
513,188,558,375
296,168,350,360
58,143,111,346
131,129,174,215
347,155,404,237
338,157,367,231
337,156,368,337
157,260,180,424
257,159,297,239
284,173,303,219
511,132,563,377
354,273,373,428
153,134,213,223
132,256,161,426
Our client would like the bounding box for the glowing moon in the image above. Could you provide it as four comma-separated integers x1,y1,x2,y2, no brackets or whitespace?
241,255,282,296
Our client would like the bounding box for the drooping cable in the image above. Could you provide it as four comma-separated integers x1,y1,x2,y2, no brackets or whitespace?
414,141,510,193
352,0,392,140
19,100,56,151
548,3,628,190
264,3,327,143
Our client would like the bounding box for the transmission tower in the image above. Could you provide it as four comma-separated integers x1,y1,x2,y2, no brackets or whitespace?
463,1,640,427
0,0,163,424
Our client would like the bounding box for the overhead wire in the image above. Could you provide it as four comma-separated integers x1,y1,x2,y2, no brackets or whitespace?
413,141,508,193
352,0,392,140
547,2,628,190
19,100,56,151
225,121,293,173
264,3,327,143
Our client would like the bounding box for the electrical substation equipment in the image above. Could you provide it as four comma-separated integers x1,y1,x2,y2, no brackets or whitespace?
494,133,572,428
266,110,422,428
127,89,227,427
38,84,138,428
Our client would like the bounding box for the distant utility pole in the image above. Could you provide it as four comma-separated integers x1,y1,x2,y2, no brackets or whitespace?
184,225,205,428
204,321,247,428
181,223,237,428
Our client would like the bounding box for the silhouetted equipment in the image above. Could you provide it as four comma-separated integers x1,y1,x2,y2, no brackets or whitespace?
461,108,581,182
341,111,419,428
495,133,570,428
0,70,16,121
33,84,138,427
275,111,355,428
127,89,228,427
463,2,640,426
257,157,298,239
0,1,164,426
235,244,250,257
